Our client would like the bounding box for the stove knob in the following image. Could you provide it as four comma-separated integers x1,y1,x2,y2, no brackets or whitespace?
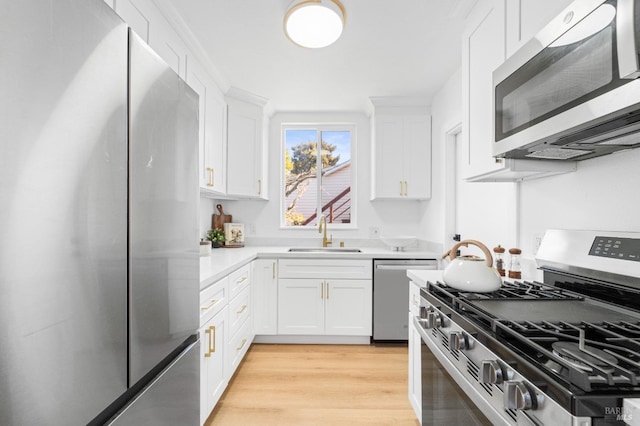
504,381,544,411
425,309,449,329
481,360,504,384
448,331,474,351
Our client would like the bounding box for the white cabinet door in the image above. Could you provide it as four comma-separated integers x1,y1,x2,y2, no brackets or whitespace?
114,0,188,79
187,59,226,195
114,0,150,43
226,96,266,199
324,279,372,335
506,0,573,58
277,279,324,335
371,105,431,200
148,14,188,79
462,0,507,179
374,115,405,198
403,114,431,199
199,307,227,425
253,259,278,335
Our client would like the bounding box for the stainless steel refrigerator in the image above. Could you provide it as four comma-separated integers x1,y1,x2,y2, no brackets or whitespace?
0,1,200,424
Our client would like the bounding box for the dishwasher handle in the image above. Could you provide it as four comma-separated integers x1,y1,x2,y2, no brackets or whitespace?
375,264,437,271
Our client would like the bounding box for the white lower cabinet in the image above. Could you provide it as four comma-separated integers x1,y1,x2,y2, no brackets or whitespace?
277,259,372,336
324,280,372,335
278,279,325,335
199,307,227,426
252,259,278,335
199,263,253,424
408,312,421,420
408,280,421,420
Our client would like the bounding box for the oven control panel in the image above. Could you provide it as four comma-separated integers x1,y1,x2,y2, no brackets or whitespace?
590,236,640,262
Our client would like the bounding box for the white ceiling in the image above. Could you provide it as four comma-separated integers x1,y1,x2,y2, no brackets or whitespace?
165,0,474,112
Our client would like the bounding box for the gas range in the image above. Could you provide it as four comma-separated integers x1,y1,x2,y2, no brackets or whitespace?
415,230,640,425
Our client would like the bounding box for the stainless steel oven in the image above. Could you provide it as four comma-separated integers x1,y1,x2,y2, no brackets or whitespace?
414,230,640,425
493,0,640,161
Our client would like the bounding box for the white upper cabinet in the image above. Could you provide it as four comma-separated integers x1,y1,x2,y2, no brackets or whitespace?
225,88,269,200
370,99,431,200
505,0,574,58
187,56,227,196
113,0,188,79
462,0,507,179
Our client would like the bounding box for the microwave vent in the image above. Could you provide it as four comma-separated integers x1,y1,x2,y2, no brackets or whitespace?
595,132,640,146
525,148,592,160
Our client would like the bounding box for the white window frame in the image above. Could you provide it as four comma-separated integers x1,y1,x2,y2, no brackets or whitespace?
280,122,357,230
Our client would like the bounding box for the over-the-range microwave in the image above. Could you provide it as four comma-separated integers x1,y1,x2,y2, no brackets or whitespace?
493,0,640,161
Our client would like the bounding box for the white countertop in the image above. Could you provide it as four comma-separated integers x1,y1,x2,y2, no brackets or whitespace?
200,245,441,290
407,269,443,287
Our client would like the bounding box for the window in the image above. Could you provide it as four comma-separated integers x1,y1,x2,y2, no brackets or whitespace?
283,124,354,228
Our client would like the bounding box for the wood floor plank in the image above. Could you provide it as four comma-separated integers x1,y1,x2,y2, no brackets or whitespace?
206,343,420,426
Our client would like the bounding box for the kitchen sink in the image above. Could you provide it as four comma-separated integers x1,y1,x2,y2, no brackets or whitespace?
288,247,362,253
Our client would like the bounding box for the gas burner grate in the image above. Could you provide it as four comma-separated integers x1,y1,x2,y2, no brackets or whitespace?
461,280,584,301
496,319,640,391
427,280,584,302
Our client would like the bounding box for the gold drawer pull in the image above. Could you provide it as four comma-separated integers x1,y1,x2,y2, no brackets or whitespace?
206,167,214,187
236,338,247,351
204,325,216,357
235,276,248,285
200,298,219,311
236,304,248,314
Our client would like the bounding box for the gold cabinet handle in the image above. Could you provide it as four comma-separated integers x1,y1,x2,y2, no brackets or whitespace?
321,281,324,299
326,281,329,299
400,181,403,196
200,298,219,311
204,325,216,357
404,180,408,196
206,167,214,187
236,304,248,314
236,276,248,285
272,262,276,279
258,179,262,195
236,338,247,351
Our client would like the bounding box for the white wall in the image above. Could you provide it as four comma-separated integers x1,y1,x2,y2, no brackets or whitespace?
418,68,461,251
218,111,424,243
519,148,640,255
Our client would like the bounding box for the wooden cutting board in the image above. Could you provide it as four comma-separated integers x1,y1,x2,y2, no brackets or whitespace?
212,204,232,230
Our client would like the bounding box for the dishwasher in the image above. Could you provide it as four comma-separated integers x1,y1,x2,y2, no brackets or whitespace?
373,259,438,341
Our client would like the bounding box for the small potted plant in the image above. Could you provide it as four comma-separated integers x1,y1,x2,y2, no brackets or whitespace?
207,228,226,248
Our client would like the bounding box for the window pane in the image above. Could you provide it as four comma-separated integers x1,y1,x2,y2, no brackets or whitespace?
320,131,351,224
284,129,318,226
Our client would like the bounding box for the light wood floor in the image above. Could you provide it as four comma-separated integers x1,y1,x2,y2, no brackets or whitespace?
206,343,420,426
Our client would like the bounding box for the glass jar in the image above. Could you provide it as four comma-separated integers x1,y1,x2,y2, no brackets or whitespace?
493,245,505,277
508,248,522,279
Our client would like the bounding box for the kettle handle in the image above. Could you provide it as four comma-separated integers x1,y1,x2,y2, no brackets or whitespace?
442,239,493,267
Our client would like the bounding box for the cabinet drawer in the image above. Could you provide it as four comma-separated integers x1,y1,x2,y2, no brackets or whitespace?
200,277,229,327
279,259,372,279
229,264,251,300
228,286,251,338
226,318,252,378
227,321,252,375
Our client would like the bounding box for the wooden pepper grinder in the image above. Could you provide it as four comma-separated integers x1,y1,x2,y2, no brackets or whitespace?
508,248,522,279
493,245,505,277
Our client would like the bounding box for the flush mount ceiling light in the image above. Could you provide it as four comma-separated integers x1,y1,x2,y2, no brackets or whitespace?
284,0,346,49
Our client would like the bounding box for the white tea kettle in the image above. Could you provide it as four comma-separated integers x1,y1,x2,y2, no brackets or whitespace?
442,239,502,292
